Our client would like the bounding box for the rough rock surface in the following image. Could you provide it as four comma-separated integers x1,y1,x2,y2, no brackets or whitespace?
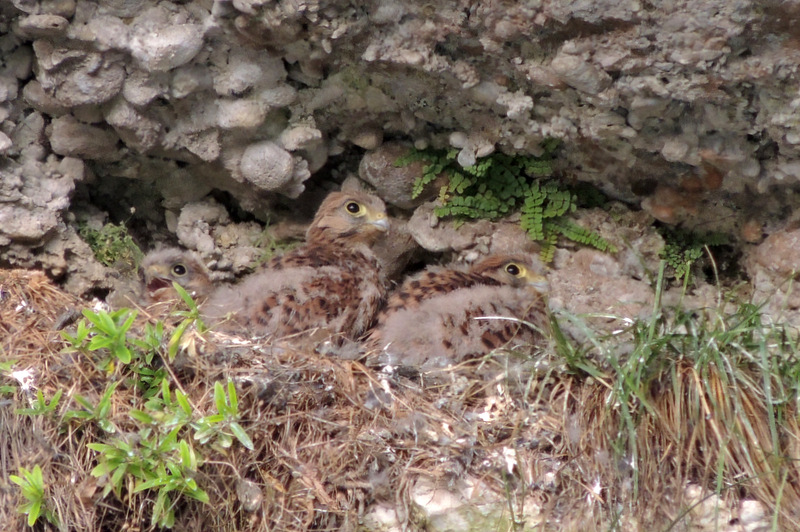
745,226,800,326
358,141,445,209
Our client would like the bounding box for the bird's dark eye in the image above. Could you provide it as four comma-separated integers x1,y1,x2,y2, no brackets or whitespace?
505,263,522,276
345,201,363,214
172,263,187,276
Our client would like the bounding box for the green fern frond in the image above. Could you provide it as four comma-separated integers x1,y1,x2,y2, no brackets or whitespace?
658,227,729,282
539,233,559,263
547,218,616,253
395,149,446,200
397,143,615,262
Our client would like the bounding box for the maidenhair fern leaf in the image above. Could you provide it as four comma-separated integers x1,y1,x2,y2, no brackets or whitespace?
658,227,729,282
548,218,616,252
397,144,615,262
400,149,449,200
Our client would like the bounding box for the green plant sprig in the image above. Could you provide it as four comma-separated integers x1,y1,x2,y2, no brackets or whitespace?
88,426,209,529
61,308,138,369
16,389,63,417
9,465,60,527
53,296,256,528
193,380,254,451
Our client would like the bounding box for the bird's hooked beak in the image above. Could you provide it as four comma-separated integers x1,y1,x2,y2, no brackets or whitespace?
525,272,550,294
143,264,172,293
145,264,170,279
367,211,390,232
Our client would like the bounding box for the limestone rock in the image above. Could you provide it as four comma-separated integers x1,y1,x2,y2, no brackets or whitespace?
406,202,534,256
0,156,85,246
0,132,12,154
129,24,205,72
748,227,800,276
122,69,169,106
16,14,69,38
176,198,230,256
22,80,69,115
230,140,308,198
210,47,286,96
278,126,323,151
745,225,800,324
104,97,162,152
359,142,445,210
550,52,612,95
33,41,125,106
47,115,120,161
548,248,655,329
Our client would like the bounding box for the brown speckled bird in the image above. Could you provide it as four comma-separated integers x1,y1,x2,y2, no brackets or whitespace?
140,248,213,304
203,190,389,340
365,254,550,370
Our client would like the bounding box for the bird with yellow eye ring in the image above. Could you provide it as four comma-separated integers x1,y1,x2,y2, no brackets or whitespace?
140,247,213,304
202,190,389,340
364,253,550,370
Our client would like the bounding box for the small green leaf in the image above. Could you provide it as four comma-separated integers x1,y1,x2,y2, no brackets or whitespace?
161,379,172,404
159,427,182,453
73,394,94,411
230,422,254,450
88,336,114,351
175,389,192,416
48,389,63,411
130,410,154,424
193,426,215,443
89,462,111,478
135,477,170,493
186,487,210,504
168,320,191,361
31,465,43,486
87,442,114,453
179,440,193,468
120,310,138,333
214,381,227,415
173,283,198,312
81,309,103,329
227,380,238,414
27,500,41,526
110,464,128,488
97,311,118,335
99,420,117,434
203,414,225,424
217,433,233,449
97,382,119,418
114,345,132,364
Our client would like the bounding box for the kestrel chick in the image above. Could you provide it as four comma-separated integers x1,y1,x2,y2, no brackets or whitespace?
140,248,213,304
366,254,549,370
203,190,389,340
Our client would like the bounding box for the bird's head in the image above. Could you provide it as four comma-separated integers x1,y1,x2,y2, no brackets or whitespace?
141,248,212,303
471,254,550,293
306,190,390,246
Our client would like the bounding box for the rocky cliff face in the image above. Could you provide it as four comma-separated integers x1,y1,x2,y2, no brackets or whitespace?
1,0,799,295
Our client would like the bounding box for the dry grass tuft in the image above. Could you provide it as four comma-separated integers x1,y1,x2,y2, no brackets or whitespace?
2,267,799,530
644,360,800,527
